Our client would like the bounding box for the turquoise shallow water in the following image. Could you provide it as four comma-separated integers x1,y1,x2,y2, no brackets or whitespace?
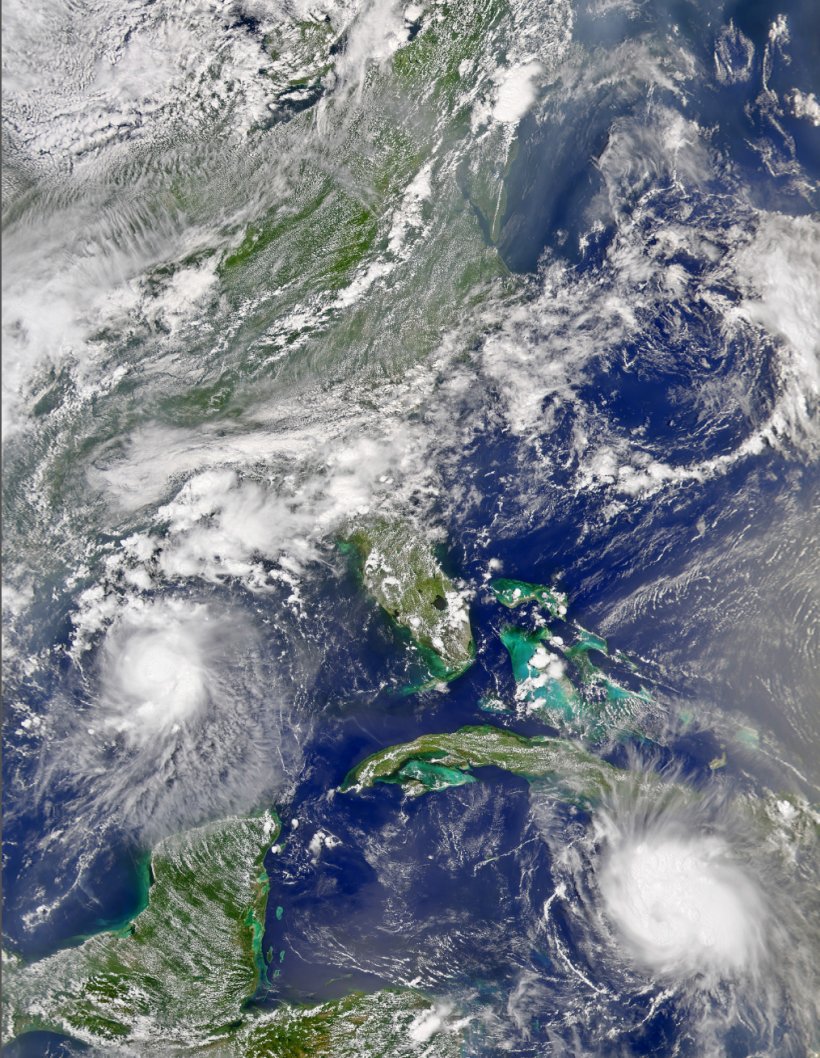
2,0,819,1053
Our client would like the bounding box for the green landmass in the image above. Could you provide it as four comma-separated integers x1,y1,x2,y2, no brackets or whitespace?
2,812,465,1057
341,724,641,806
237,988,463,1058
491,578,568,617
212,0,516,378
7,0,519,597
2,813,279,1050
343,519,474,681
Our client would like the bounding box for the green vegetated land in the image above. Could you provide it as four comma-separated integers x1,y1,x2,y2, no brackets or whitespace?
341,723,649,805
3,811,464,1057
343,519,475,682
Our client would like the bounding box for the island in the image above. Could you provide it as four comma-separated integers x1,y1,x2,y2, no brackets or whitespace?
341,723,648,807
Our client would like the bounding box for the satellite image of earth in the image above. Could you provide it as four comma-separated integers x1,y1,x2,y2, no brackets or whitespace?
1,0,819,1054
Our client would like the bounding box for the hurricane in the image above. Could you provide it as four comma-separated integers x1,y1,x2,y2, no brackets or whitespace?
599,834,763,977
100,601,213,737
80,596,307,837
524,756,820,1056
